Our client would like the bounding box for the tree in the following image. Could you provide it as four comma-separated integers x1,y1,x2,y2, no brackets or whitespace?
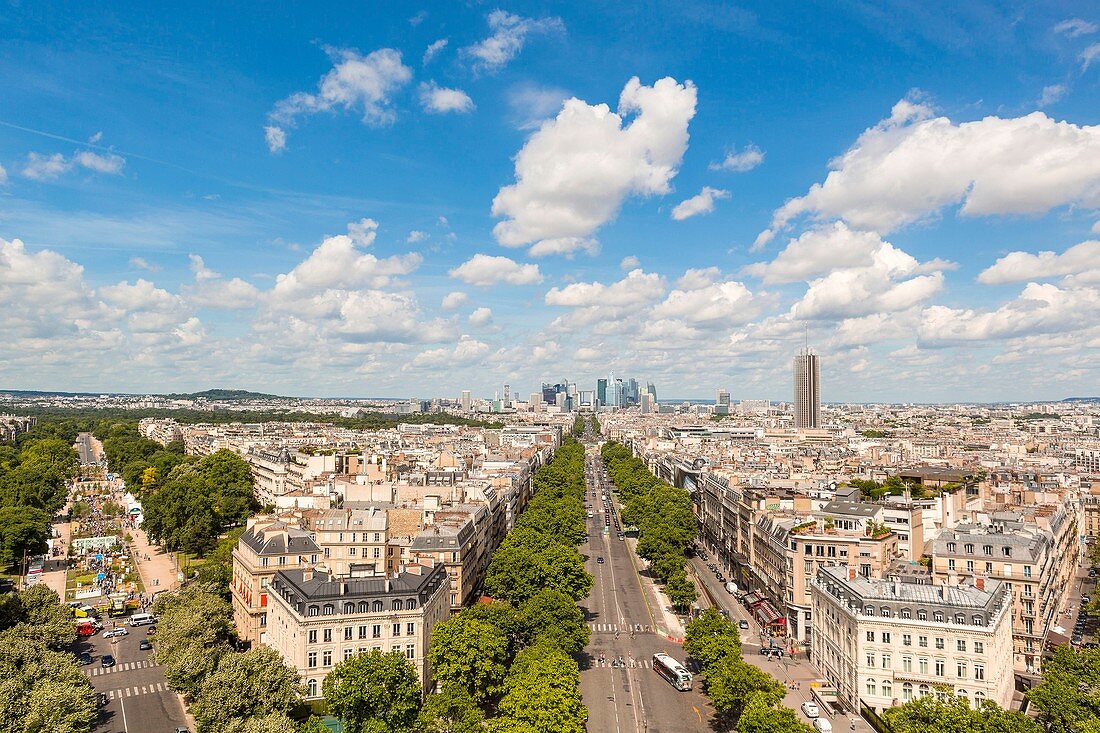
705,656,786,725
415,684,485,733
1027,644,1100,733
664,569,698,612
427,615,510,704
152,586,235,696
883,694,1041,733
495,644,587,733
461,601,525,661
0,632,95,733
196,526,246,596
684,608,741,672
222,712,301,733
191,647,303,733
323,651,422,733
0,505,51,569
736,693,812,733
516,589,589,655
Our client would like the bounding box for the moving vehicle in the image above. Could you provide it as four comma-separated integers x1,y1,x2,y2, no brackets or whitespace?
652,653,693,691
597,557,604,564
103,628,128,639
759,647,784,658
813,718,833,732
128,613,156,627
801,702,820,718
76,621,99,637
139,639,153,650
738,619,750,630
725,581,738,595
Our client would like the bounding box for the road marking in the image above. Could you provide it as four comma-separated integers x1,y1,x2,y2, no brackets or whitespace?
120,694,129,733
141,686,147,694
693,706,703,724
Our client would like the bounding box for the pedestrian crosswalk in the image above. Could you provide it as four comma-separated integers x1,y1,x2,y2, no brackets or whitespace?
593,657,652,668
589,622,651,633
105,683,168,699
84,660,157,677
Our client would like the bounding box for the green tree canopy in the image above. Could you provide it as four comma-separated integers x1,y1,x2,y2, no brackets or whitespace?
705,656,786,725
323,651,423,733
684,608,741,673
884,694,1041,733
415,684,486,733
1027,645,1100,733
152,586,235,696
427,614,510,704
191,647,303,733
737,693,812,733
516,588,590,655
495,644,587,733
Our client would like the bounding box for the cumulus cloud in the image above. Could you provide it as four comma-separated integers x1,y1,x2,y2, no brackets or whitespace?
919,282,1100,345
265,125,287,154
527,237,599,257
791,241,947,320
1038,84,1067,107
492,77,697,255
1054,18,1098,37
620,255,641,270
418,82,475,114
267,47,412,149
978,240,1100,285
754,97,1100,247
709,144,764,172
746,222,890,284
411,336,490,368
507,83,570,129
407,230,428,243
72,151,125,175
440,291,468,310
21,150,125,180
671,186,729,220
468,307,493,326
182,255,260,309
449,254,543,286
129,257,159,273
545,269,665,308
463,10,564,73
675,267,721,290
22,152,71,180
651,280,759,326
422,39,448,65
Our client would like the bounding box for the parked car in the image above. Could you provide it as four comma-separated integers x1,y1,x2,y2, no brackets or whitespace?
101,654,116,667
813,718,833,732
102,628,128,639
738,620,750,630
139,639,153,651
801,702,820,718
597,557,605,564
79,652,93,665
759,647,784,658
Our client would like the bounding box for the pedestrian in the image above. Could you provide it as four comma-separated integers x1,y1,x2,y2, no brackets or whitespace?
850,717,857,730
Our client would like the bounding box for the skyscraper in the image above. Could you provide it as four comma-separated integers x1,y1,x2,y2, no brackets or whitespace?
596,378,607,406
460,390,472,412
793,347,821,429
716,388,730,415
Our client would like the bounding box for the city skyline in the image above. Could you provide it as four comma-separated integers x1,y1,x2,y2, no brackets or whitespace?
1,3,1098,402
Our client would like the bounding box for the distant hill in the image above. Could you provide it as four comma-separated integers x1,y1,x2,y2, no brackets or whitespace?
1063,397,1100,403
165,389,287,401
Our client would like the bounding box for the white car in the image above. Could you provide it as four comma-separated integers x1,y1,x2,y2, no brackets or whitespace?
103,628,129,639
813,719,833,732
801,702,820,719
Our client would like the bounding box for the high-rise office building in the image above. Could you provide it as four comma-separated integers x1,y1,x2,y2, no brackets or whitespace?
646,382,657,401
460,390,472,412
503,384,510,404
715,388,730,416
793,347,821,429
530,392,543,413
596,379,607,406
640,393,653,414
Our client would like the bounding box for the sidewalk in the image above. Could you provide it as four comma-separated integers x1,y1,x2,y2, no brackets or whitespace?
129,524,181,594
624,535,687,640
41,516,72,599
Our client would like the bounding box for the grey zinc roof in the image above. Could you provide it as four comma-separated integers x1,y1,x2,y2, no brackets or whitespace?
822,501,880,517
240,523,321,556
817,565,1005,613
272,564,446,602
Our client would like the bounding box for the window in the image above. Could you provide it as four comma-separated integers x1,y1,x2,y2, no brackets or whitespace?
307,679,318,697
881,654,891,669
866,652,876,667
966,560,974,573
1023,565,1032,578
919,684,930,697
324,547,330,558
359,625,368,640
972,615,984,626
964,543,974,554
867,631,876,642
323,628,332,643
308,630,317,644
1002,547,1011,557
935,659,945,676
866,607,875,617
947,542,956,552
881,680,892,699
901,609,912,619
393,623,402,637
948,559,956,570
307,652,317,668
322,604,335,616
957,661,967,678
308,606,319,617
935,637,945,650
974,664,984,681
919,636,928,648
406,622,415,635
372,601,383,612
934,611,944,622
259,613,267,627
344,627,353,641
955,614,965,625
349,547,356,557
903,634,911,646
261,557,269,567
974,642,984,654
919,658,929,674
374,532,381,542
903,656,913,672
867,679,877,696
881,608,892,618
983,545,993,556
392,600,403,612
974,691,986,708
322,651,332,667
918,610,927,621
374,548,381,559
372,624,381,638
406,643,415,659
358,601,369,613
985,562,993,573
344,648,354,661
902,682,913,702
392,645,401,654
882,632,891,644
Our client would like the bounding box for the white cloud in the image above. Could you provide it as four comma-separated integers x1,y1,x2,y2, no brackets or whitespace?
671,186,729,220
410,336,490,368
709,144,764,172
675,267,720,290
423,39,448,65
1093,221,1100,234
468,307,493,326
1081,43,1100,71
22,153,71,181
1038,84,1067,107
268,47,412,148
407,230,428,243
448,254,543,286
792,241,946,320
346,218,379,247
418,82,475,114
1054,18,1098,37
745,222,889,284
129,257,160,273
492,77,697,254
545,269,665,308
507,83,570,129
978,240,1100,285
440,291,468,310
463,10,564,73
620,255,641,270
919,282,1100,345
651,280,759,326
527,237,599,257
0,163,6,184
182,255,260,309
755,97,1100,245
265,125,287,154
73,151,125,175
188,254,219,281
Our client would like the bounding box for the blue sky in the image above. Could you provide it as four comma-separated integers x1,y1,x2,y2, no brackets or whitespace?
0,1,1098,401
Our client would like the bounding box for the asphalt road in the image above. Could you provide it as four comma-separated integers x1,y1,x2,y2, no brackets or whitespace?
75,624,189,733
578,444,712,733
76,432,100,466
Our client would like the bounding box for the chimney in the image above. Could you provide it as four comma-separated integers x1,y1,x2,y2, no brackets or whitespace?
947,570,958,587
891,576,900,596
849,567,857,581
303,568,313,582
975,575,986,592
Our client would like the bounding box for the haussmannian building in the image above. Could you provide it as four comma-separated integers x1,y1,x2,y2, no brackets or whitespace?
811,566,1014,715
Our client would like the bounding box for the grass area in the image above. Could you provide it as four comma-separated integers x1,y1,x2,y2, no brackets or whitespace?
176,550,206,578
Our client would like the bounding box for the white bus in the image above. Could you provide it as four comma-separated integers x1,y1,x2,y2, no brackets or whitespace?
652,653,693,691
